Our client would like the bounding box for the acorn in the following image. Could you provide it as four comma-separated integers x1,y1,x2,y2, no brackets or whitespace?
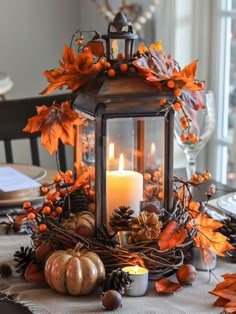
176,264,197,285
101,290,122,310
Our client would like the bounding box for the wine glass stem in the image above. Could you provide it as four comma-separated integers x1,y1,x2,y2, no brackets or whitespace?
186,152,196,179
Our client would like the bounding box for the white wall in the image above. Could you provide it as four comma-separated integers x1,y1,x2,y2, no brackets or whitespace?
0,0,107,99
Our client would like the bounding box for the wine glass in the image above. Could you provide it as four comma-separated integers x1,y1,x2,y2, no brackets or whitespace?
174,90,216,179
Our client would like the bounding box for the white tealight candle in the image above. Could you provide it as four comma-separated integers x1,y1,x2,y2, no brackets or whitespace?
122,265,149,296
106,154,143,225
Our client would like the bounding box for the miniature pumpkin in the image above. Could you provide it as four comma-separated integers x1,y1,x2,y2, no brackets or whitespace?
44,248,105,295
61,211,95,237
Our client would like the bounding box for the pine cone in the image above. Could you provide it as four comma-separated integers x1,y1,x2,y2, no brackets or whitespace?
102,268,133,295
218,215,236,262
13,246,35,276
63,188,89,218
128,211,162,242
109,206,134,231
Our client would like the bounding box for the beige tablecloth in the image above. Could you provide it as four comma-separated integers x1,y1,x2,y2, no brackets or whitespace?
0,234,235,314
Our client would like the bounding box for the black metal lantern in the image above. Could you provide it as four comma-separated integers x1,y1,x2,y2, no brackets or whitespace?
73,13,174,229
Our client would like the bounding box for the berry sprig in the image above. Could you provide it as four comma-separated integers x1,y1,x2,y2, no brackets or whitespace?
20,169,76,233
158,93,202,145
173,170,212,219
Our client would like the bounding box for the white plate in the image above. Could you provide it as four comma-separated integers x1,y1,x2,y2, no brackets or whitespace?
207,192,236,218
0,163,47,207
217,192,236,216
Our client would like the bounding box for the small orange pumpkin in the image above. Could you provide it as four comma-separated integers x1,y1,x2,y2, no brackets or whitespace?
44,248,105,295
61,211,95,237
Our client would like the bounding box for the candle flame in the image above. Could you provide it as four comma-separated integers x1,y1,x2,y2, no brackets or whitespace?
134,265,139,274
108,142,115,161
150,142,156,156
119,153,124,172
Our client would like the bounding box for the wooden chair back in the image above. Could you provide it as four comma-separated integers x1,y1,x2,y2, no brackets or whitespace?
0,93,72,171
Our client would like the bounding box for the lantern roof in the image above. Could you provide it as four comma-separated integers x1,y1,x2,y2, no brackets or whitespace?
73,72,173,118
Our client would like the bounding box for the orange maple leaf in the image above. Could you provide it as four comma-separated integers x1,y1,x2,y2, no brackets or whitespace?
191,213,234,259
171,60,202,90
209,273,236,313
40,44,103,95
157,220,187,251
23,100,86,154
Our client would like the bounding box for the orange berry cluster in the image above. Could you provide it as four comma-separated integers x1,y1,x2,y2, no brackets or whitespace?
178,115,199,144
22,169,75,232
76,35,84,46
166,79,182,97
99,52,131,77
189,170,211,184
143,166,164,201
158,84,203,145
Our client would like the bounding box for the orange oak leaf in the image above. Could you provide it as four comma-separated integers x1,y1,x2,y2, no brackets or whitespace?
155,277,183,294
40,44,103,95
209,273,236,313
23,100,86,154
191,213,234,258
157,220,187,251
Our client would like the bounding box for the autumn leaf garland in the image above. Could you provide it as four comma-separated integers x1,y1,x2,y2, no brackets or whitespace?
22,35,208,155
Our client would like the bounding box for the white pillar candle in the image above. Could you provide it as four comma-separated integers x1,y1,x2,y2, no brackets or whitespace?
106,154,143,225
122,265,149,296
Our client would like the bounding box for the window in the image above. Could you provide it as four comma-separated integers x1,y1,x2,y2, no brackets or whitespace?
212,0,236,187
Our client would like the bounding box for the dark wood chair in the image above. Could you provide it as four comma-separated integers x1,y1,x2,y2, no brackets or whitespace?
0,93,73,172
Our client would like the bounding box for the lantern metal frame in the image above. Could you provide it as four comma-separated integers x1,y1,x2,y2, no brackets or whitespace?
73,74,174,228
73,12,174,229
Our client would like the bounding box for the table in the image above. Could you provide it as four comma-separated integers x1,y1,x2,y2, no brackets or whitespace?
0,168,235,313
0,233,235,314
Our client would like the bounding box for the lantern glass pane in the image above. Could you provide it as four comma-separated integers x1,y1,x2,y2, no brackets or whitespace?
74,117,95,177
110,39,125,58
105,116,165,226
82,120,95,165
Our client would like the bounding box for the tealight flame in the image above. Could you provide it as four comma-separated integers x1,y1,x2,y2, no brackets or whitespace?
108,142,115,161
118,153,124,172
134,265,139,274
150,142,156,156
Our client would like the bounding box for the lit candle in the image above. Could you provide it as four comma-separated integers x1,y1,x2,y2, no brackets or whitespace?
107,142,116,170
106,154,143,225
108,142,115,161
122,265,149,296
150,142,156,157
147,142,157,170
